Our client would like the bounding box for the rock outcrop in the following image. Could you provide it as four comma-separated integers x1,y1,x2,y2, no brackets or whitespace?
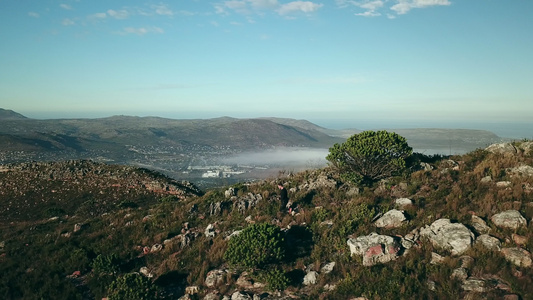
374,209,407,228
347,232,402,266
491,210,527,230
420,219,475,255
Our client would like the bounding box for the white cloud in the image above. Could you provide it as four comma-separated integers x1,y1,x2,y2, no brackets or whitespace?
152,4,173,16
249,0,279,9
216,0,322,16
356,11,381,17
278,1,323,15
107,9,129,19
391,0,451,14
28,12,40,18
62,18,75,26
88,12,107,19
121,26,164,35
60,4,72,10
339,0,451,17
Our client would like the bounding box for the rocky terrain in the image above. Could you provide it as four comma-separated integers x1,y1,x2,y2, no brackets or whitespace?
1,140,533,299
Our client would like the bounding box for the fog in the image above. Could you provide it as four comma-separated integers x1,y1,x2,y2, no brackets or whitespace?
221,147,329,168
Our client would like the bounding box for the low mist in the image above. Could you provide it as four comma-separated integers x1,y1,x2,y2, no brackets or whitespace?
221,147,329,168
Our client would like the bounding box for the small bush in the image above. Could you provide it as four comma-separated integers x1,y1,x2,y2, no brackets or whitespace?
107,273,158,300
92,254,121,275
258,268,289,291
224,223,285,269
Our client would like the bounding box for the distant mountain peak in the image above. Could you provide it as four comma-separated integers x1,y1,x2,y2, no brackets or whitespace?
0,108,28,120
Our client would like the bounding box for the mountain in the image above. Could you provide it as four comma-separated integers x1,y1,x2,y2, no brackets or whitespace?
0,108,28,120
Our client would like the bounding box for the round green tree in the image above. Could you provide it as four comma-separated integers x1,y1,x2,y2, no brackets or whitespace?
326,130,412,183
224,223,285,269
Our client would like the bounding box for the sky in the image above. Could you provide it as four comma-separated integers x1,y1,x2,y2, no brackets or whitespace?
1,0,532,136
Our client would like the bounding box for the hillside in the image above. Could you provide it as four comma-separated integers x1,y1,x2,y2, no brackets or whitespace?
0,108,27,120
1,141,533,299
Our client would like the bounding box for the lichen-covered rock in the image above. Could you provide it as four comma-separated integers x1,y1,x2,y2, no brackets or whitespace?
476,234,501,251
462,278,488,293
501,248,532,267
471,215,491,235
205,269,227,288
508,165,533,177
303,271,318,286
231,291,252,300
491,210,527,230
395,198,413,209
420,219,475,255
347,232,401,266
374,209,407,228
486,143,517,155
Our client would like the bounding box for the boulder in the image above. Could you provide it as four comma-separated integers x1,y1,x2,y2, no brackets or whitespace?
462,278,488,293
420,219,475,255
185,286,200,295
205,269,227,288
430,252,445,265
205,224,216,239
486,143,517,155
496,181,511,188
519,141,533,155
150,243,163,253
491,210,527,230
204,292,221,300
303,271,318,286
476,234,501,251
451,267,468,281
470,215,491,235
225,187,236,198
395,198,413,209
508,165,533,177
374,209,407,228
320,262,335,274
347,232,401,266
501,248,532,267
231,291,252,300
480,176,492,184
512,233,527,246
139,267,154,278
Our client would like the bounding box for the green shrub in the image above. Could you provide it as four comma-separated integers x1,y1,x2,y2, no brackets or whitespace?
224,223,285,269
92,254,121,275
327,130,412,184
258,268,289,291
107,273,158,300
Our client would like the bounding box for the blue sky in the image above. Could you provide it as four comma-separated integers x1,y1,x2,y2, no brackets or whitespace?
1,0,532,134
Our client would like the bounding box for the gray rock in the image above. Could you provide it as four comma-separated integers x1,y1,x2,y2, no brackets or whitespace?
480,176,492,184
491,210,527,230
204,292,221,300
205,223,216,239
139,267,154,278
496,181,512,188
420,219,475,255
519,141,533,155
470,215,491,235
303,271,319,286
431,252,445,265
347,232,401,266
508,165,533,177
374,209,407,228
501,247,532,267
486,143,517,155
231,291,252,300
451,267,468,281
459,256,474,269
320,262,336,274
225,187,236,198
462,278,488,293
395,198,413,209
476,234,501,251
205,269,227,288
